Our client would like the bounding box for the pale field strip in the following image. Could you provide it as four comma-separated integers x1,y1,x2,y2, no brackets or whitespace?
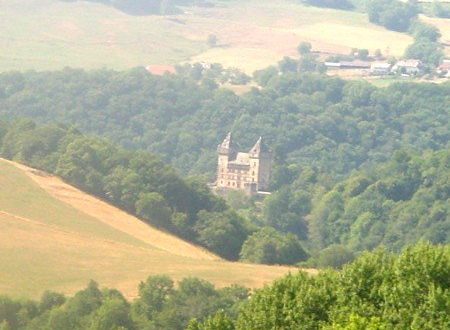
0,0,414,73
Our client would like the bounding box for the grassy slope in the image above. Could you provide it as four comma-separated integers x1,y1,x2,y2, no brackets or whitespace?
0,0,412,73
0,159,299,299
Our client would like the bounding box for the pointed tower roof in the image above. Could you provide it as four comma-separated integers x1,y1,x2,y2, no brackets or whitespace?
249,137,271,157
217,132,235,154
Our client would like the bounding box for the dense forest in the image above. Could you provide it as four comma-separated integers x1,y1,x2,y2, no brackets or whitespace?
0,243,448,329
0,68,448,178
309,149,450,252
0,66,448,264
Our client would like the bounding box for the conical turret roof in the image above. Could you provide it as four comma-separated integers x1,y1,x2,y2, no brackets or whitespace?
217,132,235,154
249,137,270,157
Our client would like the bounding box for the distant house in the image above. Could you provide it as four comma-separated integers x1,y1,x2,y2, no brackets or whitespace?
392,60,423,75
324,62,341,69
370,61,392,75
145,65,176,76
437,60,450,76
324,60,371,69
339,61,371,69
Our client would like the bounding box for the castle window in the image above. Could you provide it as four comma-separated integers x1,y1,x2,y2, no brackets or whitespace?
232,182,235,186
228,182,230,186
252,171,255,175
221,180,223,184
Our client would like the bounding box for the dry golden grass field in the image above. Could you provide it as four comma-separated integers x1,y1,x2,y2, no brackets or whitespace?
0,0,414,74
0,158,309,299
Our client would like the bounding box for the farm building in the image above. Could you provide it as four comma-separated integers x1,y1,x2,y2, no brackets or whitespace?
370,61,392,75
324,60,371,69
392,60,423,75
437,60,450,76
145,65,176,75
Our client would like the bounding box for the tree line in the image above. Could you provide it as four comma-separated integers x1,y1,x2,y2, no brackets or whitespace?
0,243,448,329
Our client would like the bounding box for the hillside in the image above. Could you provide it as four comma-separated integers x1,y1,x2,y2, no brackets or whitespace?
0,158,299,299
0,0,413,73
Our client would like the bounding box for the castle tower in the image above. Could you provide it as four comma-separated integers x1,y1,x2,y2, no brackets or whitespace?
248,137,272,191
217,132,236,188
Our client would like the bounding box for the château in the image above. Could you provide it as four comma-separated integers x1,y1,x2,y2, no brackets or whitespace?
216,133,272,195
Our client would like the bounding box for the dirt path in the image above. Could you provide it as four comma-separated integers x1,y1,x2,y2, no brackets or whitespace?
6,159,219,261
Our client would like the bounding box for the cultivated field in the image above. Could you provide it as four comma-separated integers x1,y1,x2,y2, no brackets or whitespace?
0,0,412,73
0,159,305,299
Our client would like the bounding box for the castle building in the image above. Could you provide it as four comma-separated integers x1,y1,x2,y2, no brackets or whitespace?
216,133,272,195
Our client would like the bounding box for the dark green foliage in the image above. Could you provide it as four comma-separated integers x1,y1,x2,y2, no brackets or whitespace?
310,150,450,252
0,68,448,186
131,277,249,330
136,192,172,227
195,210,250,260
432,1,450,18
367,0,418,32
0,277,248,330
38,291,66,313
404,21,444,67
297,41,312,55
263,186,309,239
252,66,278,87
187,311,235,330
307,244,355,269
89,297,134,330
411,22,442,42
237,243,450,329
240,227,309,265
405,37,444,67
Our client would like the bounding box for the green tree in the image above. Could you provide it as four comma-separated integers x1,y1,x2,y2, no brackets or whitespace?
367,0,418,32
39,291,66,313
240,227,308,265
195,211,249,260
188,311,235,330
298,41,312,55
89,298,134,330
135,192,172,227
